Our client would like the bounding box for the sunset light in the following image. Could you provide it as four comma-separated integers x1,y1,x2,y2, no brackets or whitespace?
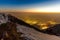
23,4,60,12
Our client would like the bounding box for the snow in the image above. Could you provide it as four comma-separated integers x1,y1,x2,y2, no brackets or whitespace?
17,24,60,40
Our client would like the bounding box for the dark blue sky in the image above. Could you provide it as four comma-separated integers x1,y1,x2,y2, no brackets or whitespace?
0,0,56,5
0,0,60,12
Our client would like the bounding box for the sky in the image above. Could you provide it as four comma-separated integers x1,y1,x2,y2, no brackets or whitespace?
0,0,60,12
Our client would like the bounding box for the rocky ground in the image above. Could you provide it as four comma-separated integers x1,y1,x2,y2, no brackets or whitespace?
0,13,60,40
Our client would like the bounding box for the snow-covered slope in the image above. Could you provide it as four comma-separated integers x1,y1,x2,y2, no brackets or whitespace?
17,24,60,40
0,13,8,24
0,13,60,40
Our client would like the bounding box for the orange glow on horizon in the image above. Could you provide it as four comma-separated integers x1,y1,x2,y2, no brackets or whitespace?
20,9,60,13
0,9,60,14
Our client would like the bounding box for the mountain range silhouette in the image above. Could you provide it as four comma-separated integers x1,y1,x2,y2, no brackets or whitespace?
7,13,60,36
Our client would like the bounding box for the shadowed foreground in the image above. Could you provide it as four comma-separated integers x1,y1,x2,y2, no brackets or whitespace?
0,13,60,40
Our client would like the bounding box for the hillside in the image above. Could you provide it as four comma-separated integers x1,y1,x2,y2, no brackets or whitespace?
0,13,60,40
